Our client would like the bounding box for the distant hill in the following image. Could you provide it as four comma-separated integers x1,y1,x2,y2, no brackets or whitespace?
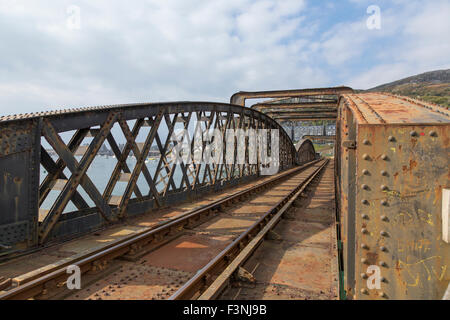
367,69,450,108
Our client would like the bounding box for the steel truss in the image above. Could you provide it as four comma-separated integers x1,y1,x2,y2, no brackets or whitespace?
0,102,310,250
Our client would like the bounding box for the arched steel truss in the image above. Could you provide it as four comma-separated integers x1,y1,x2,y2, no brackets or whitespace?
0,101,313,248
295,139,317,164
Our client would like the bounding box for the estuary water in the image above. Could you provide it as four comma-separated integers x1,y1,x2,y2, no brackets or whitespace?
39,155,184,213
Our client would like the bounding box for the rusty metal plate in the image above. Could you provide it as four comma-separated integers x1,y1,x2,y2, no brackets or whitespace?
275,220,333,248
0,122,33,157
141,234,233,273
67,263,193,300
251,242,336,294
355,124,450,300
222,283,331,300
229,204,273,216
343,93,450,124
193,216,259,237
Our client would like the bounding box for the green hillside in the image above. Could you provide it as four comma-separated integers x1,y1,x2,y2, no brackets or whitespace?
368,69,450,108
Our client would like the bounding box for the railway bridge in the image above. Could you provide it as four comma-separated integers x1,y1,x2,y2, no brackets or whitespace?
0,87,448,300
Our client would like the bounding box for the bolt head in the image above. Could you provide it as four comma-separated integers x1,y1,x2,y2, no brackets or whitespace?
361,289,369,295
380,261,388,267
361,258,369,264
380,246,388,252
429,131,437,137
362,199,369,205
361,214,369,220
381,200,388,206
388,136,395,142
362,184,369,190
361,228,369,234
381,215,389,222
361,244,369,250
363,139,370,145
410,131,418,137
381,154,388,160
363,154,370,160
361,273,368,279
362,169,370,175
381,231,388,237
380,170,388,176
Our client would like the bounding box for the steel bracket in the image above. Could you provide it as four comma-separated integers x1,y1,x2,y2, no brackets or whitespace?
342,140,356,149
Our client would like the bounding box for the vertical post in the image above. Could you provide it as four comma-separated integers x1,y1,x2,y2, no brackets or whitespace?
0,118,41,252
291,122,295,141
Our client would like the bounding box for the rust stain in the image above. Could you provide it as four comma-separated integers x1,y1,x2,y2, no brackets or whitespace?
402,160,418,174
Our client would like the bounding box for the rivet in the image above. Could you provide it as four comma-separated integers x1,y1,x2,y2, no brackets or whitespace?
381,215,389,222
361,228,368,234
361,214,369,220
388,136,395,142
380,185,388,191
361,244,369,250
363,139,370,145
410,131,417,137
380,170,388,176
380,261,388,267
381,154,388,160
429,131,437,137
381,277,388,283
361,289,368,295
362,169,370,175
361,258,369,264
361,273,368,280
381,231,388,237
363,154,370,160
380,246,388,252
362,184,369,190
362,199,369,205
379,292,387,298
381,200,388,206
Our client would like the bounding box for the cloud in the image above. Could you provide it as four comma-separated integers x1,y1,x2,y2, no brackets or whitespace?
0,0,449,115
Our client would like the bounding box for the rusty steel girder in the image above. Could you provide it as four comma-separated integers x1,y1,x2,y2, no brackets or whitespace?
230,86,353,106
0,102,308,253
336,92,450,300
251,102,337,112
274,114,338,121
268,111,337,118
302,135,336,142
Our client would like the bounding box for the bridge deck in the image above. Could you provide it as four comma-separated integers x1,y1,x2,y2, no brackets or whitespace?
221,161,338,300
0,170,291,283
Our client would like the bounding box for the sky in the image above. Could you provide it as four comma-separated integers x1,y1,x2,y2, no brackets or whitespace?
0,0,449,115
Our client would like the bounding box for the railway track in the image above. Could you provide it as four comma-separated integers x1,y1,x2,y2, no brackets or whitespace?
0,159,328,300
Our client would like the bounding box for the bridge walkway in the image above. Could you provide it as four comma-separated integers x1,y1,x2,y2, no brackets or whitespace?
221,160,338,300
0,169,295,285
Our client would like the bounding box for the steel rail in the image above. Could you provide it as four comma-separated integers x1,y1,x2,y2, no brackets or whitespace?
0,159,321,300
169,159,329,300
198,159,329,300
